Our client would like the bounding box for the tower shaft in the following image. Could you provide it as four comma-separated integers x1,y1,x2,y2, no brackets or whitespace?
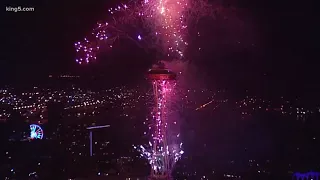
150,80,171,179
147,67,177,180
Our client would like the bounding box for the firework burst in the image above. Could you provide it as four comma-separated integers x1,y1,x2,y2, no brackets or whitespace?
75,0,216,64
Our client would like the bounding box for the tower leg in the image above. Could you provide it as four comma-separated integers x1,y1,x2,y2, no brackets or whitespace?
89,131,93,156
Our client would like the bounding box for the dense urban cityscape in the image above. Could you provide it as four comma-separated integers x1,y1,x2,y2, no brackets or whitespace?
0,75,319,179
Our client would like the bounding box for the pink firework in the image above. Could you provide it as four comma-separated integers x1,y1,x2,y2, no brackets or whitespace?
141,0,189,58
75,0,216,64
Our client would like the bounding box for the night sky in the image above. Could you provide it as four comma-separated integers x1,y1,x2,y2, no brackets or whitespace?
2,0,317,98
